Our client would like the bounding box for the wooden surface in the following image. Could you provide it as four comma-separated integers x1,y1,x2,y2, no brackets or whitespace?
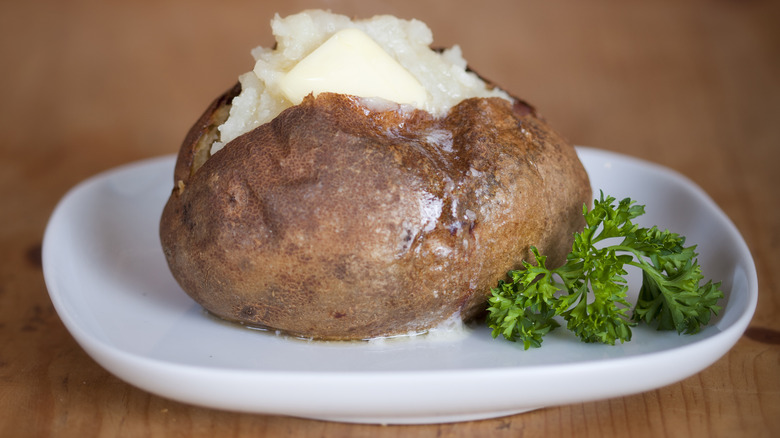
1,0,778,436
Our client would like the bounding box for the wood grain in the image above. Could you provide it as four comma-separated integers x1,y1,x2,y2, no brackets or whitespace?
1,0,778,436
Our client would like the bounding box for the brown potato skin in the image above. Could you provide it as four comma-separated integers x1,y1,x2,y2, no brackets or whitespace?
160,88,591,340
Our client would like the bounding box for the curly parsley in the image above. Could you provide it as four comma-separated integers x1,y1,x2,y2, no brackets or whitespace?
487,192,723,349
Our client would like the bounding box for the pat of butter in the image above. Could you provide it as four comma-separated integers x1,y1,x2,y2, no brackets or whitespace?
276,28,427,106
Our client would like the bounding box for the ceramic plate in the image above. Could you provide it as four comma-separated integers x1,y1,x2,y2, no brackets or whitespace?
42,147,757,424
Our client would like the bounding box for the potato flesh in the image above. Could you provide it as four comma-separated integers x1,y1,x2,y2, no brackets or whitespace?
212,10,511,154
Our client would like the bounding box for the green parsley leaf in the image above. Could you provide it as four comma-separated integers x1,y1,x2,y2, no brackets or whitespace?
487,191,724,349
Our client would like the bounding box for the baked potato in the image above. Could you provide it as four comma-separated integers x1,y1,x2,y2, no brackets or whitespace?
159,11,591,340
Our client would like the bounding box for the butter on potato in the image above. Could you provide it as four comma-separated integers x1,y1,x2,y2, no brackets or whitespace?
278,28,428,107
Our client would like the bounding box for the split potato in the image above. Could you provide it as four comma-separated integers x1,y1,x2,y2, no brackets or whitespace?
160,88,590,340
159,10,591,340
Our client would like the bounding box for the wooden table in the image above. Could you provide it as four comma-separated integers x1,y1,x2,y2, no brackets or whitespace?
2,0,778,436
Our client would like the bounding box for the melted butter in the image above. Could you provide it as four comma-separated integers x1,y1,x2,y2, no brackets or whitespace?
203,308,473,345
277,28,427,106
366,312,474,345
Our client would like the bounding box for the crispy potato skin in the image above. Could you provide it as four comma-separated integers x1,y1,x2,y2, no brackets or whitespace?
160,88,591,340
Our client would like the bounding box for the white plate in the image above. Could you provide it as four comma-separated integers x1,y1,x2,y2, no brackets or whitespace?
42,147,757,424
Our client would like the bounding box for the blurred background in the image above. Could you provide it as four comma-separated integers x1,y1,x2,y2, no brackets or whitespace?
2,0,777,187
0,0,778,435
4,0,777,275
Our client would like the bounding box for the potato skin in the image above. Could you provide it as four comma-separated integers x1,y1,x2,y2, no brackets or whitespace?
160,88,591,340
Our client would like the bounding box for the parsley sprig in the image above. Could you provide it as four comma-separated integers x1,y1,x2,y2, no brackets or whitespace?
487,192,723,349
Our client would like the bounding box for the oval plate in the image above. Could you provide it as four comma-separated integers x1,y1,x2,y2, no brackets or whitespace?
42,147,757,424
